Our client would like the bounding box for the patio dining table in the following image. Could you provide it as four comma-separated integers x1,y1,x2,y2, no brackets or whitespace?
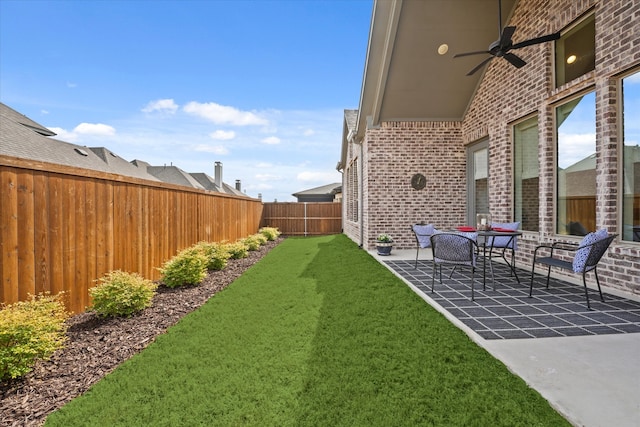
454,228,522,290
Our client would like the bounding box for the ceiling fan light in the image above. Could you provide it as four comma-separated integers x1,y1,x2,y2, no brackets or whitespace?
437,44,449,55
567,54,577,64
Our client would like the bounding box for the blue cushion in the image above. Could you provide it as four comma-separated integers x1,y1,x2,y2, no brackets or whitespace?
488,221,520,249
413,224,436,248
572,229,608,273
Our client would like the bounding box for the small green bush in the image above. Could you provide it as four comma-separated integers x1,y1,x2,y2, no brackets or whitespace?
160,249,207,288
242,234,266,251
192,241,230,271
224,241,249,259
89,271,158,318
259,227,281,241
0,293,70,381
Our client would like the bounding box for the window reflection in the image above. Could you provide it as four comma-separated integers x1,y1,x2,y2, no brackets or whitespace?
556,14,595,87
514,117,539,231
556,92,596,236
622,71,640,242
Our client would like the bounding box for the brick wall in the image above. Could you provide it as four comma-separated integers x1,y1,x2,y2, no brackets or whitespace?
345,0,640,295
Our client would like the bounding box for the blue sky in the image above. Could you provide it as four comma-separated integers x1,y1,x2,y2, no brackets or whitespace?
0,0,372,201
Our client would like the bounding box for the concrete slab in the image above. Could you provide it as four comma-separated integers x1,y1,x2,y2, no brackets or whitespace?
370,247,640,427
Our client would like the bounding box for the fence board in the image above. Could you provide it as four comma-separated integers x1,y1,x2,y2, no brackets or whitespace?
260,202,342,236
0,155,263,313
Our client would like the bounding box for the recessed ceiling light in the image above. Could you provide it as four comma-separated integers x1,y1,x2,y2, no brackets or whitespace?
438,44,449,55
567,54,577,64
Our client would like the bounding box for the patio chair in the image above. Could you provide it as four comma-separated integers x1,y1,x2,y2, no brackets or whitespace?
411,223,437,268
529,230,617,310
430,232,479,301
485,221,521,283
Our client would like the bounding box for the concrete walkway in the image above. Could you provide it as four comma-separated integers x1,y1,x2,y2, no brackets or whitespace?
370,248,640,427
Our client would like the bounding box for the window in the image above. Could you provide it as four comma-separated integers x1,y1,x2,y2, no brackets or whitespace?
555,13,595,87
514,116,539,231
466,140,489,226
556,91,596,236
347,159,359,222
622,71,640,242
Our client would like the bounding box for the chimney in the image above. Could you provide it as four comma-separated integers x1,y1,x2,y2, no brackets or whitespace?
214,161,222,188
235,180,241,191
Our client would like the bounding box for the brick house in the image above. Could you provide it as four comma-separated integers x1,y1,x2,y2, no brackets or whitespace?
338,0,640,295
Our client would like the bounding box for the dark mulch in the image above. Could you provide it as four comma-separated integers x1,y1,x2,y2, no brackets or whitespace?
0,238,282,427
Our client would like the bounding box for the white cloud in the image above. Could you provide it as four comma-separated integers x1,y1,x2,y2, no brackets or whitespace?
48,127,78,142
209,130,236,140
66,82,77,88
142,99,179,114
297,170,340,182
303,128,315,136
183,101,268,126
73,123,116,136
558,132,595,168
261,136,281,145
41,110,49,115
255,173,282,181
193,144,229,155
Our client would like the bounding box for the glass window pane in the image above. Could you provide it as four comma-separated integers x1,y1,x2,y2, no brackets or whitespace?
474,147,489,216
622,71,640,242
555,14,595,87
514,116,539,231
556,92,596,236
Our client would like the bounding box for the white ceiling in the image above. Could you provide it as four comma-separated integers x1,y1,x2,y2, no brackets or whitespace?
356,0,518,136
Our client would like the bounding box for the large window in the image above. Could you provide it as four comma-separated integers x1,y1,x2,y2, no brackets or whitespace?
555,13,595,87
514,116,539,231
622,71,640,242
467,140,489,226
556,91,596,236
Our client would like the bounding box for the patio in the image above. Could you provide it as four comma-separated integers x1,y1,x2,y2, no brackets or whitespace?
372,248,640,427
386,257,640,340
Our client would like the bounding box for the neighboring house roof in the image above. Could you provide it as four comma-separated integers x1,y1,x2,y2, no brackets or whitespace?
144,165,205,189
190,172,222,192
355,0,517,140
1,103,160,181
292,182,341,197
0,102,56,136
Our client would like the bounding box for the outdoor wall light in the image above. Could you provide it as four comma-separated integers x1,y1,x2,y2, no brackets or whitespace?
438,44,449,55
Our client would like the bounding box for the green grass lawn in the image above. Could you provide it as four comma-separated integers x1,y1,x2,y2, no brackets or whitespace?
45,235,569,426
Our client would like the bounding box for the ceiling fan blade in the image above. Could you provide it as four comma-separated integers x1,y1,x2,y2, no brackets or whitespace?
454,50,491,58
466,57,494,76
504,52,526,68
499,26,516,47
511,32,561,50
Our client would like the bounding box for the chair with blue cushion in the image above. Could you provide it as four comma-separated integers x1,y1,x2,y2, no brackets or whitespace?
486,221,520,283
411,223,437,268
430,232,479,301
529,230,617,309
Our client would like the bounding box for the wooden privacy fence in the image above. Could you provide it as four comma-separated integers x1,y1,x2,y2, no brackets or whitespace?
260,202,342,236
0,155,263,313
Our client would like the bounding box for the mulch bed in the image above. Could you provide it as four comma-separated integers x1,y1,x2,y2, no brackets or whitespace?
0,238,282,427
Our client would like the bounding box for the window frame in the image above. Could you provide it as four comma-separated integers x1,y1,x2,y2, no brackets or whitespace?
512,114,540,232
553,87,597,237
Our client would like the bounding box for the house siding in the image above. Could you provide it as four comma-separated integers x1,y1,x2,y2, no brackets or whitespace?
344,0,640,295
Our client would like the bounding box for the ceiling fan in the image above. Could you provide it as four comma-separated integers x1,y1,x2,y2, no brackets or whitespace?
454,0,561,76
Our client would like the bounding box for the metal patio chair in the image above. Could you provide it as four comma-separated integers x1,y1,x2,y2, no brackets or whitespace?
529,231,617,309
430,232,479,301
411,223,437,268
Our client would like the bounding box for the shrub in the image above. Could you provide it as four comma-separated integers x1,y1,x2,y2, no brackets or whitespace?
160,249,207,288
192,241,230,271
242,234,266,251
0,293,70,381
259,227,281,241
224,241,249,259
89,271,157,317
